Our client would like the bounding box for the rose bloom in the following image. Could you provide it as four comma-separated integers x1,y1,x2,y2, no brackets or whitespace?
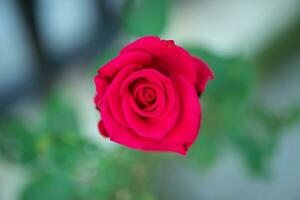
94,36,213,155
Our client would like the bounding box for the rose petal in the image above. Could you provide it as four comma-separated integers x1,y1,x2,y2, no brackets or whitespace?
97,120,109,138
104,64,142,127
193,57,214,94
120,36,198,86
99,51,152,79
100,99,185,155
120,68,165,96
94,75,109,107
161,75,201,148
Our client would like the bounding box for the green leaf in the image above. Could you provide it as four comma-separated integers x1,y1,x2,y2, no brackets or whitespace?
43,94,80,135
21,175,74,200
189,132,221,171
186,46,267,173
0,120,38,163
186,46,256,104
123,0,169,36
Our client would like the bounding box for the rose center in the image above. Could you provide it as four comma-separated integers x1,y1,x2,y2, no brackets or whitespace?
135,86,157,109
122,71,167,117
143,87,155,101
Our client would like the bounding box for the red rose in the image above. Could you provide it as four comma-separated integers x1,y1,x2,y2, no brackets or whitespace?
94,36,213,155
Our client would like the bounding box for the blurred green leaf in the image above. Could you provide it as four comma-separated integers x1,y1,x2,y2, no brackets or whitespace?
283,106,300,127
139,193,157,200
189,132,221,171
187,47,256,104
21,174,74,200
186,46,279,175
123,0,169,36
0,120,38,163
43,94,80,135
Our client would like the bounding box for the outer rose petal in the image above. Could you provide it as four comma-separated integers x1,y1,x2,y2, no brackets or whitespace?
98,120,109,138
99,51,152,79
193,57,214,93
161,75,201,149
120,36,198,86
94,75,109,107
100,98,186,155
104,64,142,127
94,51,152,108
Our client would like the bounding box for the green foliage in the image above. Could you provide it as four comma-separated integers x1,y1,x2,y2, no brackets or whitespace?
187,47,256,104
22,174,74,200
0,120,38,163
188,131,221,171
185,46,299,174
123,0,169,36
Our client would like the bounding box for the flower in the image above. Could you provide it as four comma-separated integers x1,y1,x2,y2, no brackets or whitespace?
94,36,213,155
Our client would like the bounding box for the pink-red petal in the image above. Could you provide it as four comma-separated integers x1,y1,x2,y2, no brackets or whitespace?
94,75,109,107
103,64,142,127
100,99,185,155
120,36,198,86
161,75,201,147
98,51,153,79
193,57,214,94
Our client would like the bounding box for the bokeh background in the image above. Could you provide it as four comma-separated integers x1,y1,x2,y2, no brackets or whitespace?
1,0,300,199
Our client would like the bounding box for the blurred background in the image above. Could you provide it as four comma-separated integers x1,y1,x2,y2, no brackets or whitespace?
1,0,300,199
